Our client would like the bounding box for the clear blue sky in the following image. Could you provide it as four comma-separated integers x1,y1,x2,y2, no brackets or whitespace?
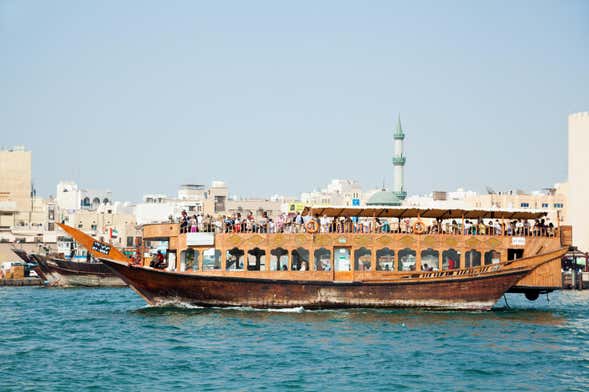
1,0,588,201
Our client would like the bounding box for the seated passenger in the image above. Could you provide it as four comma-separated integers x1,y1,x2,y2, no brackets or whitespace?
150,250,167,269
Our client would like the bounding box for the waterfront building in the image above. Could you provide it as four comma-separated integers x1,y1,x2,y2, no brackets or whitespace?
464,186,568,225
0,146,57,243
0,146,32,235
367,115,407,206
568,111,589,252
301,179,363,207
0,146,31,212
62,202,140,248
56,181,81,211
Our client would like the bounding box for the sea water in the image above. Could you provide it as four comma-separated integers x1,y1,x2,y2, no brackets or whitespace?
1,287,588,391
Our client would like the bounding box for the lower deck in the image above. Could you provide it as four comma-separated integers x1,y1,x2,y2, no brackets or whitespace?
141,231,564,290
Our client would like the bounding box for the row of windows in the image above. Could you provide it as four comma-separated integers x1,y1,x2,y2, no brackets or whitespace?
179,247,501,272
521,202,564,209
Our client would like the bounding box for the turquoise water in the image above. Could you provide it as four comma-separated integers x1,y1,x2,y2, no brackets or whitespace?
1,288,588,391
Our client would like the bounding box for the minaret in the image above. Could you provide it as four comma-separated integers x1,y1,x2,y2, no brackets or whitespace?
392,115,407,200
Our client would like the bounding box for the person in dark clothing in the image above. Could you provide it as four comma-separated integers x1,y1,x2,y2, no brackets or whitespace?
150,250,167,269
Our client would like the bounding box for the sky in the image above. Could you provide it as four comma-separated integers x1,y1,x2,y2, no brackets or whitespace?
1,0,588,201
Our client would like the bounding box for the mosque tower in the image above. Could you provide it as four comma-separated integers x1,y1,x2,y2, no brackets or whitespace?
366,115,407,206
392,115,407,201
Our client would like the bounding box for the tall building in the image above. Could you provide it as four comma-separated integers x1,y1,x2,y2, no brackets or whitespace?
568,111,589,252
0,146,31,212
367,115,407,206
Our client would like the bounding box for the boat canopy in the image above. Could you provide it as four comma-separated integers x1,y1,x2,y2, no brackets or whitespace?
301,206,548,220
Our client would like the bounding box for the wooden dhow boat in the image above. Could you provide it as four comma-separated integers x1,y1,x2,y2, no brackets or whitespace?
30,254,127,287
57,206,569,310
13,247,127,287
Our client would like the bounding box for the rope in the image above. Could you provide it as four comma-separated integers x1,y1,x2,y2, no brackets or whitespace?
503,294,511,309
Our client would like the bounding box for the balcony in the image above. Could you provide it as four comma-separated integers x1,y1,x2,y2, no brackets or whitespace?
0,201,17,212
392,156,406,165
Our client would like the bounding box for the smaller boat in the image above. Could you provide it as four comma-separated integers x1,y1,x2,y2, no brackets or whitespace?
30,253,126,287
13,239,127,288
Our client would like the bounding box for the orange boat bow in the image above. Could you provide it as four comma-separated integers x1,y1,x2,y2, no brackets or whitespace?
56,223,130,263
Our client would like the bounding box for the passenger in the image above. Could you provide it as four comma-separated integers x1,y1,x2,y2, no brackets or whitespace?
451,220,459,235
276,213,285,233
282,264,288,271
464,220,471,235
258,212,268,233
300,260,308,271
478,220,486,235
494,220,502,235
448,258,455,270
320,215,329,233
516,219,524,235
523,220,530,236
190,215,198,233
150,250,167,269
294,212,304,232
180,210,188,233
506,221,513,236
381,219,390,233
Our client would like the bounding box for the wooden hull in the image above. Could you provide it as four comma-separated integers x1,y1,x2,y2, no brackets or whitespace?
32,255,126,288
100,258,542,311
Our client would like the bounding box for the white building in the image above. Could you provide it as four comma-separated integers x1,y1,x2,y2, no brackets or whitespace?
56,181,81,211
301,179,363,206
568,111,589,252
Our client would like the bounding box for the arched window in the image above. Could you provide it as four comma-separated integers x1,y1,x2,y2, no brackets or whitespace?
421,248,439,271
226,247,244,271
181,248,199,271
202,248,221,270
270,248,289,271
442,249,460,270
376,248,394,271
484,250,501,265
398,248,416,271
82,197,90,207
314,248,331,271
465,249,482,268
247,248,266,271
354,247,372,271
92,197,101,205
103,198,110,205
291,248,309,271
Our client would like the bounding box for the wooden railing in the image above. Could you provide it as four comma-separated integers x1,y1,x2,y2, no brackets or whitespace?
175,220,559,238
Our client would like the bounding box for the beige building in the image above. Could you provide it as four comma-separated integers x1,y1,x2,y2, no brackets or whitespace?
62,206,141,248
464,186,567,225
403,186,568,227
0,146,31,211
569,111,589,252
0,146,38,238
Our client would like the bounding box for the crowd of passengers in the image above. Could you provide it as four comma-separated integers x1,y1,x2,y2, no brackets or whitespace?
175,210,557,237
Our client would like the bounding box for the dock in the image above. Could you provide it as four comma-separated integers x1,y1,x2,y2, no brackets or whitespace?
0,277,43,286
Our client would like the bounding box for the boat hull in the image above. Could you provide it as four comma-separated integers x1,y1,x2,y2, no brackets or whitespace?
32,255,126,288
101,258,531,310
